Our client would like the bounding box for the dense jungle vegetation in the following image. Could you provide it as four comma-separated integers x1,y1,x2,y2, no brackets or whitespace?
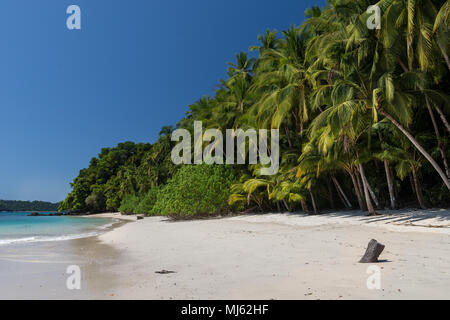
60,0,450,217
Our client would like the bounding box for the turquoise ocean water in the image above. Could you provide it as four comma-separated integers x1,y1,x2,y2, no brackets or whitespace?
0,212,114,245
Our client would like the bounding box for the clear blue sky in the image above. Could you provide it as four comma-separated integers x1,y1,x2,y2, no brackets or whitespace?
0,0,323,202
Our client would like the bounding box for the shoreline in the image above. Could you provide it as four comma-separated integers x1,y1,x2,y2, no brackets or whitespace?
83,207,450,230
0,213,127,247
1,209,449,299
81,212,141,221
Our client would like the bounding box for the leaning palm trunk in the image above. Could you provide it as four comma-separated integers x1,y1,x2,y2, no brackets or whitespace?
282,199,291,212
425,96,450,178
355,168,365,202
309,190,319,215
378,132,396,209
331,175,352,209
333,182,347,207
300,199,310,214
412,167,427,209
384,160,396,209
349,170,366,210
433,104,450,135
358,164,377,216
361,171,379,208
379,109,450,191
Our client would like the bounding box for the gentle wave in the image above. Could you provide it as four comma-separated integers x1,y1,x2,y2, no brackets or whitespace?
0,220,119,246
0,232,101,246
96,220,119,230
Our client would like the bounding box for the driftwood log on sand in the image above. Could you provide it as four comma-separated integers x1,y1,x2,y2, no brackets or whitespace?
359,239,385,263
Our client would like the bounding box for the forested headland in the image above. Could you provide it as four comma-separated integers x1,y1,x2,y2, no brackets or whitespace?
0,200,59,212
60,0,450,217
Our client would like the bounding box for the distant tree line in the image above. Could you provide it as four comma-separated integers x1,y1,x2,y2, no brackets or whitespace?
0,200,60,212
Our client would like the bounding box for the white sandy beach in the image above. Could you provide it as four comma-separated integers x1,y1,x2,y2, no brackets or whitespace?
1,209,449,299
85,209,450,299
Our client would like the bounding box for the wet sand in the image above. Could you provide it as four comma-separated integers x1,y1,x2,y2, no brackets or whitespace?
0,222,127,299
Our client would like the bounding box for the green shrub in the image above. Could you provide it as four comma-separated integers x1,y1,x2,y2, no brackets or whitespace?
85,192,106,212
118,194,143,214
151,164,236,217
135,187,160,214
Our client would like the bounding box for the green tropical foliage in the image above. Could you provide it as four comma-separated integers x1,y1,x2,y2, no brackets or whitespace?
61,0,450,216
150,164,237,217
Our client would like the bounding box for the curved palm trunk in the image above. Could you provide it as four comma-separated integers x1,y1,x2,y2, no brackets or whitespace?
378,132,396,209
355,168,365,203
331,175,352,209
425,96,450,178
412,167,427,209
361,171,379,208
309,190,319,215
333,182,346,207
384,160,396,209
358,164,377,216
282,199,291,212
433,104,450,135
300,199,310,214
379,109,450,191
349,170,366,210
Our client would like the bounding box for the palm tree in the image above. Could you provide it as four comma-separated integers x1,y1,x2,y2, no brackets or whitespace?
378,130,428,209
341,1,450,191
374,121,398,209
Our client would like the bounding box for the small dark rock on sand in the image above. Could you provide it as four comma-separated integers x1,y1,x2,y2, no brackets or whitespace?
155,270,177,274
